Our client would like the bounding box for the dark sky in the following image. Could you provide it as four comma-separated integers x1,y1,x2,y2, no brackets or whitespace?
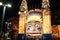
0,0,60,25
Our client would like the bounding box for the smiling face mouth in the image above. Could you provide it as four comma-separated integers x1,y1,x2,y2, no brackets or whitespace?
26,31,41,34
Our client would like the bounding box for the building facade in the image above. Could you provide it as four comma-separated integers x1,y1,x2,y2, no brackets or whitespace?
19,0,52,40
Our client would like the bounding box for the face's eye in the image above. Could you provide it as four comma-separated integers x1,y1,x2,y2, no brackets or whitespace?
35,24,40,27
26,25,31,30
28,25,31,27
37,27,40,30
27,27,30,30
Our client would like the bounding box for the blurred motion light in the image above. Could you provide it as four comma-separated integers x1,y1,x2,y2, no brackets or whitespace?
0,2,12,37
0,2,3,5
7,4,12,7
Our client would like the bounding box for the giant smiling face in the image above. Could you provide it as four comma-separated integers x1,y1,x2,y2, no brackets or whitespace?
26,21,42,36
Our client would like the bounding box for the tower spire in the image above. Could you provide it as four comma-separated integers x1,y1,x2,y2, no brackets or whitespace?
20,0,28,12
42,0,50,9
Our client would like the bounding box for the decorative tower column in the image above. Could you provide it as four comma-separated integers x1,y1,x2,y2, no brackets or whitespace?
42,0,52,40
19,0,28,34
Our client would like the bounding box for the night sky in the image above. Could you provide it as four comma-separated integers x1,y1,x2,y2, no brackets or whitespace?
0,0,60,25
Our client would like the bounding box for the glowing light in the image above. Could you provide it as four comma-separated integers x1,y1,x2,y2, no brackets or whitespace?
18,11,20,14
7,4,12,7
24,11,26,13
0,2,3,5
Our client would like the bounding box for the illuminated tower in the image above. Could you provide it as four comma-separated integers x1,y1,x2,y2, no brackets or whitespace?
42,0,52,39
42,0,52,34
19,0,28,34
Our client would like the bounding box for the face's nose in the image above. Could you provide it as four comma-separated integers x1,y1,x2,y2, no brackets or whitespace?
32,26,36,31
